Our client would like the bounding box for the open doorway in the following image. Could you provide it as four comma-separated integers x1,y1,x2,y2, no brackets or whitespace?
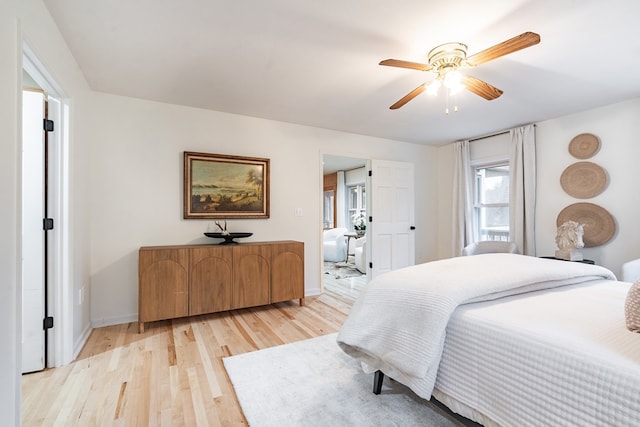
22,43,73,370
321,155,367,298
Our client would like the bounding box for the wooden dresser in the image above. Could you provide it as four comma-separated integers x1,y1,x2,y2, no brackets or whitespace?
138,240,304,332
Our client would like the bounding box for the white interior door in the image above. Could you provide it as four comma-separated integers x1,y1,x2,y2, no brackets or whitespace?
22,89,46,373
369,160,415,278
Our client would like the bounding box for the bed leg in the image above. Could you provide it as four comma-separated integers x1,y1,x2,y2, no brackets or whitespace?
373,370,384,394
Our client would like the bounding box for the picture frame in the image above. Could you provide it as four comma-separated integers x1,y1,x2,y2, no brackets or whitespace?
183,151,270,219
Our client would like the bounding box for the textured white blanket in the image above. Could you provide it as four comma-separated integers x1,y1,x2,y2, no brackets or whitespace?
434,280,640,426
337,254,616,398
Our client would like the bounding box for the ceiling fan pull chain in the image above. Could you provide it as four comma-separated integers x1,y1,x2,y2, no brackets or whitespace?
445,90,450,115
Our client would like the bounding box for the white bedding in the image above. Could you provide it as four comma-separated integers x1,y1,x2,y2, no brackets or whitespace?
433,279,640,427
337,254,616,399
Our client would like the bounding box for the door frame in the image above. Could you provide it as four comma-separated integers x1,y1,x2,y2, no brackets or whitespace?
23,43,73,367
319,152,371,291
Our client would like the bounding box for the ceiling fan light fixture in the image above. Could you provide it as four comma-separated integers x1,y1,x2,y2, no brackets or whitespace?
425,44,468,104
427,42,468,71
444,70,462,86
425,79,441,96
380,32,540,110
425,69,464,99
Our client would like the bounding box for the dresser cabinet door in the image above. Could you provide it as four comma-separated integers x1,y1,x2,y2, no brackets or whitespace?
139,248,189,323
189,246,233,315
271,242,304,303
232,245,271,309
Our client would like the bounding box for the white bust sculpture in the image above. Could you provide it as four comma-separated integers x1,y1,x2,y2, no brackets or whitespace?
555,220,585,261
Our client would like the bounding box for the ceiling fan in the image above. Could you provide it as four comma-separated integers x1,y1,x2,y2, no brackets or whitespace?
380,32,540,111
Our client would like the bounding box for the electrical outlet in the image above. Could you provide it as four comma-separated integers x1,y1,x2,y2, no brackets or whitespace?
78,287,84,305
295,208,304,216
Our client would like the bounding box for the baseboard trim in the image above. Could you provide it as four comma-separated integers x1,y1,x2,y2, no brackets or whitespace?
72,323,92,360
305,287,321,297
91,314,138,329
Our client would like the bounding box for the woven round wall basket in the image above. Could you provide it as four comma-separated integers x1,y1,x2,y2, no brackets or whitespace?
568,133,600,159
560,161,608,199
556,202,616,247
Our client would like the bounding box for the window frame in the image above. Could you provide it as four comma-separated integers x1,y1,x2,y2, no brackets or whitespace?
346,183,366,232
472,159,510,242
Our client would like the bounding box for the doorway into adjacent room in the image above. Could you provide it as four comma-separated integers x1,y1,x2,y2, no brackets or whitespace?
320,155,416,300
321,155,367,298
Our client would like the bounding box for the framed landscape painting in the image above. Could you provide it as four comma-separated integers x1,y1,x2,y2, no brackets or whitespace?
183,151,270,219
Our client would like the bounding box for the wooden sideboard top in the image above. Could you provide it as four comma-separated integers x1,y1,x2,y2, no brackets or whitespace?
139,240,303,250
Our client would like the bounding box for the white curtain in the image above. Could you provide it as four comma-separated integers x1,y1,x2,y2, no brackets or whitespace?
509,124,536,255
452,140,474,256
336,170,346,228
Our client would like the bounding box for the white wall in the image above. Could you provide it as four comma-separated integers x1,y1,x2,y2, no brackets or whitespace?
535,98,640,277
437,97,640,277
88,91,439,326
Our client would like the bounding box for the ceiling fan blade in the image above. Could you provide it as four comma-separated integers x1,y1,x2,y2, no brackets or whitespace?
389,84,426,109
379,59,433,72
462,75,503,100
466,32,540,67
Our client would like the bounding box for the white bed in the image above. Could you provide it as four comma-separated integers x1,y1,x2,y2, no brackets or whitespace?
337,254,640,427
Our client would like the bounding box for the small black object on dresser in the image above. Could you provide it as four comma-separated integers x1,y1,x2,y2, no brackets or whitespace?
540,256,595,265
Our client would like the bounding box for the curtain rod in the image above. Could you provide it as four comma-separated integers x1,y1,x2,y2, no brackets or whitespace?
469,130,509,142
469,124,537,143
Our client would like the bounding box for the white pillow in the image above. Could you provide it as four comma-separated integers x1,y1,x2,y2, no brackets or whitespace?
625,281,640,333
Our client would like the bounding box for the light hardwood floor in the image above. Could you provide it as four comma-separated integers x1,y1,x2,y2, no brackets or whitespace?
22,274,366,426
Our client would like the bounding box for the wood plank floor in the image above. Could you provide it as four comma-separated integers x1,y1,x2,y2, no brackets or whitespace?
22,274,366,426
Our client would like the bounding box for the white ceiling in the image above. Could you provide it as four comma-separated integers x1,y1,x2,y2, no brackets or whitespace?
44,0,640,146
322,155,366,175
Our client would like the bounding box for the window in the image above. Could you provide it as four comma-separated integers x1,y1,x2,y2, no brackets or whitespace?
323,190,335,229
473,163,509,241
347,184,366,232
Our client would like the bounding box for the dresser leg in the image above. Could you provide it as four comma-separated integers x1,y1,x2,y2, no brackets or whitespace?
299,297,306,306
138,321,145,334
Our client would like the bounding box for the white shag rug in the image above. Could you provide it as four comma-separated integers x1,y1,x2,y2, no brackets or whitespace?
223,333,471,426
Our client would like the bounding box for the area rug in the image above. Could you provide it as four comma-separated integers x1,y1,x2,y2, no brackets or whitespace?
323,261,363,279
223,333,471,426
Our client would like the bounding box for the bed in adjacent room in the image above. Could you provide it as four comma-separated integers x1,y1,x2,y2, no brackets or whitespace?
337,254,640,427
